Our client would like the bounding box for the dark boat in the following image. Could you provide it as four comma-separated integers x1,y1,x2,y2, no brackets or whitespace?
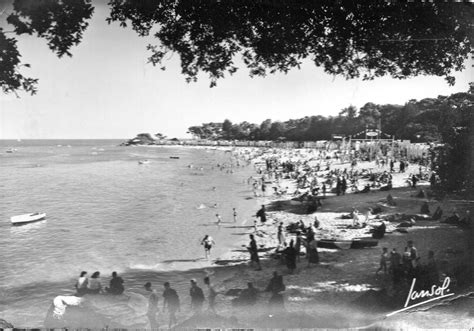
317,238,378,250
350,237,379,249
169,156,180,159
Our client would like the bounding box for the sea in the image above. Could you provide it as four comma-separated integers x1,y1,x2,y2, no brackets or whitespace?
0,139,261,327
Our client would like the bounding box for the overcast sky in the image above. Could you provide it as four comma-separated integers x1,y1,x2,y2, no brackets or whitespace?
1,3,472,139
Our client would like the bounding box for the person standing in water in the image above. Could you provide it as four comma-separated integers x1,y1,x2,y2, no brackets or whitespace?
163,282,180,328
190,279,205,313
144,282,159,329
201,235,216,260
105,271,124,295
233,208,237,223
203,276,218,313
87,271,102,294
215,214,222,227
74,271,88,296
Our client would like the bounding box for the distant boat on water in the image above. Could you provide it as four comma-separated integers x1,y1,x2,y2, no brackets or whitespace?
169,156,180,159
11,213,46,226
138,160,150,164
6,148,17,153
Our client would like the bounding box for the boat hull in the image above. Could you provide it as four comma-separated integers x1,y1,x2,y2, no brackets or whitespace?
11,213,46,226
317,238,378,250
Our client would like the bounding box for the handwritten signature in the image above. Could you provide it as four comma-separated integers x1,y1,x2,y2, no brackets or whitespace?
386,276,454,317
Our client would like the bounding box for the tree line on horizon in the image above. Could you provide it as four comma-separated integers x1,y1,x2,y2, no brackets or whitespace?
187,86,472,194
187,87,473,144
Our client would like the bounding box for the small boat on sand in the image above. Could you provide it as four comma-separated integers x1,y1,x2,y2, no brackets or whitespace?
317,238,378,250
11,213,46,225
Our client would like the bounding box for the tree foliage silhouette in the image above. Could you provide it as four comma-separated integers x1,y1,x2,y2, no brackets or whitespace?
1,0,473,95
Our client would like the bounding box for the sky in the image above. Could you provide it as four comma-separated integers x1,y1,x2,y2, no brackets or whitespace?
0,2,473,139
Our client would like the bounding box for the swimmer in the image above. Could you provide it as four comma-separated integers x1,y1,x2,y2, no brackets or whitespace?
215,214,222,226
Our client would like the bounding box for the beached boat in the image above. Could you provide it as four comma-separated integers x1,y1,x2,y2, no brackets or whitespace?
350,238,379,249
318,239,352,249
11,213,46,225
138,160,150,164
317,238,378,250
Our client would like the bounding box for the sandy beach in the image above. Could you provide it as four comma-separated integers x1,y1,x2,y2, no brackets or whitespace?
3,1,472,328
30,146,473,330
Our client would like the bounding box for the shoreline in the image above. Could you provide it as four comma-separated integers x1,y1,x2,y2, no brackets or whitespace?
151,146,474,328
4,146,473,329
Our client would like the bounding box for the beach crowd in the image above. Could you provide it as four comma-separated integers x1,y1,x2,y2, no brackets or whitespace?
48,145,472,329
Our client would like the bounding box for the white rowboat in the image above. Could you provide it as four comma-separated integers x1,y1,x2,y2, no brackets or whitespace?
11,213,46,225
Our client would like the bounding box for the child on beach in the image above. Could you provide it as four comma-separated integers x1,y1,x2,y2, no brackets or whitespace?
402,247,412,271
233,208,237,223
408,240,419,268
364,208,372,224
376,248,389,275
352,209,360,227
277,222,286,248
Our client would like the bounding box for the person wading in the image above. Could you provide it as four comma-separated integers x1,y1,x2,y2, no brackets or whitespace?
189,279,205,314
144,282,159,329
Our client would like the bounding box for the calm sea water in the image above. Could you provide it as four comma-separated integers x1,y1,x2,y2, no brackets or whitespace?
0,140,260,327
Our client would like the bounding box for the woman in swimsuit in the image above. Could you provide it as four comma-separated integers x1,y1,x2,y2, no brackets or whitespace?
201,235,215,260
